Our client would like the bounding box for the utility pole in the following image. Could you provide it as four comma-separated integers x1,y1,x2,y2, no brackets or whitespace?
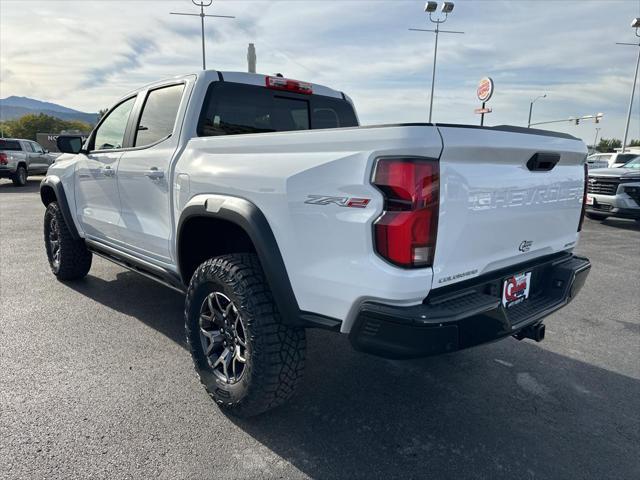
409,2,463,123
528,94,547,128
617,18,640,153
170,0,235,70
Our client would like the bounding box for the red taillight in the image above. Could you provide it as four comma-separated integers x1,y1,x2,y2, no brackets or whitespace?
578,162,588,232
0,153,7,165
266,76,313,95
372,158,439,268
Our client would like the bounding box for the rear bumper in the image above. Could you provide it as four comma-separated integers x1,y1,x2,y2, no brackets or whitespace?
349,253,591,359
0,165,17,177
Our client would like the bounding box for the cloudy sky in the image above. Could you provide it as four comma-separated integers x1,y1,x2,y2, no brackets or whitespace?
1,0,639,144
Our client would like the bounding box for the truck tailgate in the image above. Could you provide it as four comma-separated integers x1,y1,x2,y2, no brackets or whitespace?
432,126,587,288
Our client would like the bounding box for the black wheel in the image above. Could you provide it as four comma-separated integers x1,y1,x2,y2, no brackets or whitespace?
185,253,306,417
585,212,608,221
12,165,27,186
44,202,92,280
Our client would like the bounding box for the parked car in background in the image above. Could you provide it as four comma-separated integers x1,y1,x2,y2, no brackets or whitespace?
586,156,640,221
587,152,639,169
586,154,610,170
0,138,55,186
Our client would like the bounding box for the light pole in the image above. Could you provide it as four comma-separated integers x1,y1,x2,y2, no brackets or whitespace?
593,127,601,149
409,2,464,123
170,0,235,70
527,94,547,128
617,18,640,153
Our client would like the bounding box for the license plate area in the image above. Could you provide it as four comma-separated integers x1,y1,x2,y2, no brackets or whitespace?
502,272,532,309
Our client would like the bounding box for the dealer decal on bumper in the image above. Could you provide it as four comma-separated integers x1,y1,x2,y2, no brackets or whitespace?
502,272,532,308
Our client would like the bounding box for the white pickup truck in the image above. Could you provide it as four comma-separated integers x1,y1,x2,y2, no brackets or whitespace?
42,71,591,416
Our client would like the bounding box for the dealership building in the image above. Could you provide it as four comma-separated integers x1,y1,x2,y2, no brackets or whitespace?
37,132,89,152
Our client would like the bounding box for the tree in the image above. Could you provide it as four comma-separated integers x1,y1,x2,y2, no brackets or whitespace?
597,138,622,153
0,113,92,141
97,108,109,123
629,139,640,148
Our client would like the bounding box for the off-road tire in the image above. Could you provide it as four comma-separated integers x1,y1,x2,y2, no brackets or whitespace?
12,165,27,186
585,212,608,221
44,202,92,280
185,253,306,417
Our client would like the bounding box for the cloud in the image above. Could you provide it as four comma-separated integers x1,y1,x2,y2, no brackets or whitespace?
0,0,638,142
80,37,158,89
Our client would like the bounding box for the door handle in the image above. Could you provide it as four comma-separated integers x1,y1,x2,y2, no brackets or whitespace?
101,166,115,177
145,167,164,180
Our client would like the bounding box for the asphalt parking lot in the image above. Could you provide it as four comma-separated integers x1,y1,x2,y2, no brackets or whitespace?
1,177,639,480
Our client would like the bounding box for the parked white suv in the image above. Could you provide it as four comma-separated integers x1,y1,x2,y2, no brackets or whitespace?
41,71,591,416
587,152,639,169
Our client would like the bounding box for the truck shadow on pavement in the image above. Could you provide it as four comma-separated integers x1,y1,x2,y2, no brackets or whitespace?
233,332,640,479
0,178,42,193
66,271,187,347
67,269,639,480
599,218,640,231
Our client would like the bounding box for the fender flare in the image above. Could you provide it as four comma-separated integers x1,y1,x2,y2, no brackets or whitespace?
177,195,340,330
40,176,80,240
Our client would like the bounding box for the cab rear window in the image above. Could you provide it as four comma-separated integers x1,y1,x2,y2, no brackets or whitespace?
0,140,21,151
198,82,358,137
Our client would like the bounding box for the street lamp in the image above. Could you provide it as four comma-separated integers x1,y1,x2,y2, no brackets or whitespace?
527,94,547,128
593,127,601,149
617,18,640,152
409,2,464,123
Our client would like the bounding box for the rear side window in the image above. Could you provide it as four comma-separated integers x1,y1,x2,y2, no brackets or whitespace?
198,82,358,137
0,140,21,151
616,154,637,163
134,84,185,147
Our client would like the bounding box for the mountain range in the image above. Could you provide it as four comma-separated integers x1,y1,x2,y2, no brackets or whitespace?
0,96,98,125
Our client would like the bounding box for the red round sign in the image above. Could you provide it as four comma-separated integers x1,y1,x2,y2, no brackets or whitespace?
477,77,494,102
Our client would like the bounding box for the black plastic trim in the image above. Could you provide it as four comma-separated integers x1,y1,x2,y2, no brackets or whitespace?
40,177,80,240
436,123,580,141
527,152,561,172
217,71,224,82
177,197,336,329
350,254,591,358
86,239,186,293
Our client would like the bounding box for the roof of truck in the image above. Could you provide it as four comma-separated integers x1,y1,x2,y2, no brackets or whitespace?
132,70,345,100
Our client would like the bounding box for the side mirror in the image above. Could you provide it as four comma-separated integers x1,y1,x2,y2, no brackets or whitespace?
44,149,49,154
56,135,84,154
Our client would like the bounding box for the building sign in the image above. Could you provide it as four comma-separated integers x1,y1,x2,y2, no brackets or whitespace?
36,133,89,152
476,77,494,103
